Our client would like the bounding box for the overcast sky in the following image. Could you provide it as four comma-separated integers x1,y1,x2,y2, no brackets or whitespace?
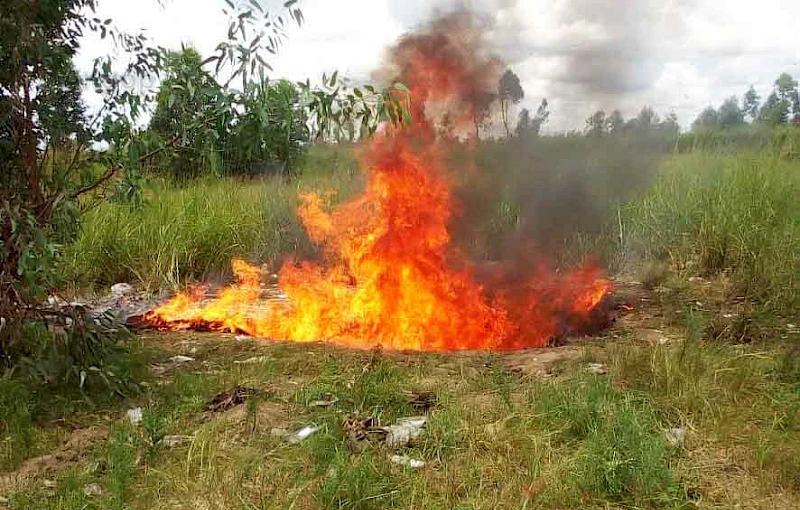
76,0,800,132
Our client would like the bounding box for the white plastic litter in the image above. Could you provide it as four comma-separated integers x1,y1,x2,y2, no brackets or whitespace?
233,356,270,365
83,483,103,497
666,427,687,446
587,363,607,375
169,355,195,363
110,283,134,299
390,454,426,469
127,407,143,424
385,417,427,448
271,425,321,444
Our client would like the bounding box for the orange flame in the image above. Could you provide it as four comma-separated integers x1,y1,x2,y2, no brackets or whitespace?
144,14,612,351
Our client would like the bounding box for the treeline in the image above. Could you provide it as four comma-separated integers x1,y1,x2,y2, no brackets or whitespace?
692,73,800,131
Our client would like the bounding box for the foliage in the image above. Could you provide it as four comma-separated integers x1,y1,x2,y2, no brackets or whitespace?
0,0,410,410
515,98,550,137
222,78,309,176
758,73,800,126
148,47,226,179
498,69,524,138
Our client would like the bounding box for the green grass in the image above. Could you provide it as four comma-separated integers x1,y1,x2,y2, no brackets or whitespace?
621,149,800,316
64,171,363,290
19,136,798,508
4,328,800,509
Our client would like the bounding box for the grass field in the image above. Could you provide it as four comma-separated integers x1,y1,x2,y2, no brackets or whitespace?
3,140,800,508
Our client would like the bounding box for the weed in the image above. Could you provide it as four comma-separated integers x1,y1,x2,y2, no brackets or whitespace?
0,377,34,470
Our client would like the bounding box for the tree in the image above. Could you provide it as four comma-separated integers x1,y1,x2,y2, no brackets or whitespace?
717,96,744,128
149,47,225,178
607,110,625,133
743,86,760,122
636,106,659,129
515,108,531,136
0,0,409,376
515,98,549,137
585,110,607,136
498,69,524,138
692,106,720,131
759,73,799,126
224,78,309,176
661,112,680,134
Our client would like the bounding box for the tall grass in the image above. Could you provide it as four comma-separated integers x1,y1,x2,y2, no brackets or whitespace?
65,172,362,289
622,149,800,315
65,136,800,320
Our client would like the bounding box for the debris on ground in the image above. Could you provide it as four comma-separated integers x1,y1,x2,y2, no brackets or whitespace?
309,393,339,408
110,283,134,299
587,363,607,375
384,417,427,448
127,407,143,424
162,435,193,448
271,425,321,444
405,390,437,411
83,483,103,497
666,427,687,446
342,415,427,450
233,355,270,365
42,480,57,489
203,386,258,412
343,415,383,452
169,355,195,364
390,454,426,469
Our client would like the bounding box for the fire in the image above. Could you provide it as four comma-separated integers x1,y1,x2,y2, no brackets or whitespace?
144,14,612,351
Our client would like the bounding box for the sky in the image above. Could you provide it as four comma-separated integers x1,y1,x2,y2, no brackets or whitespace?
76,0,800,132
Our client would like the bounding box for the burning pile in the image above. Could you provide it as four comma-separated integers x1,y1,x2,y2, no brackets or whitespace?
143,14,612,351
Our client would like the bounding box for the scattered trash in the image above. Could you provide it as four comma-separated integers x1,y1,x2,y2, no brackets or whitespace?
149,364,167,376
390,454,426,469
235,334,251,342
110,283,134,299
666,427,687,446
385,417,427,448
47,295,68,308
127,407,143,425
343,415,382,452
203,386,257,412
788,324,797,330
42,479,57,489
83,483,102,497
309,393,339,408
587,363,607,375
405,390,437,411
162,435,193,448
169,355,195,364
233,355,270,365
271,425,321,444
